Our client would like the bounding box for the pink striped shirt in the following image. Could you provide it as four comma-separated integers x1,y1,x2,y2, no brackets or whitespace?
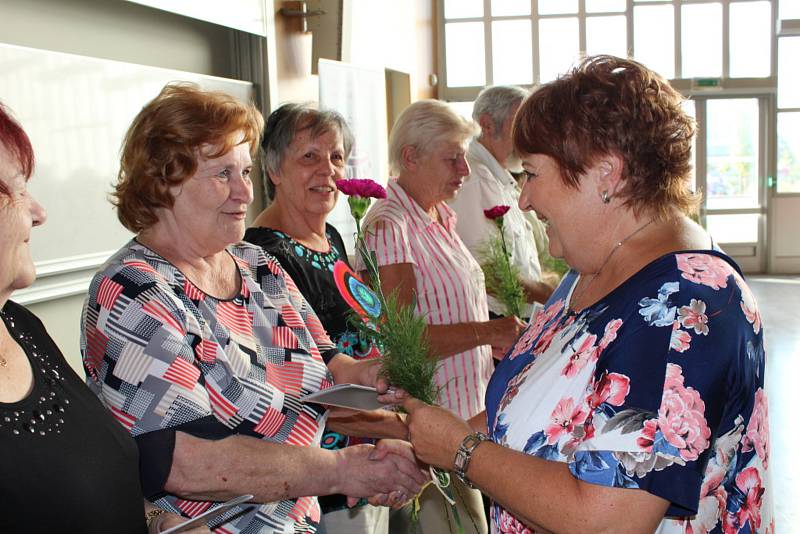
359,180,492,419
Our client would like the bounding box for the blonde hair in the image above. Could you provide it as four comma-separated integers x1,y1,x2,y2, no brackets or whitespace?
388,100,477,175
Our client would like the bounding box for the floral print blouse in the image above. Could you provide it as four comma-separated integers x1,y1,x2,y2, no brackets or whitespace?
485,251,772,533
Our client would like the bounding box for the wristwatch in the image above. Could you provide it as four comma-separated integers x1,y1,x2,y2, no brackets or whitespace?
453,431,489,488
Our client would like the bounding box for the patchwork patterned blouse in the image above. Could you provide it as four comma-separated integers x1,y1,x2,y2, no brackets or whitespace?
81,240,336,534
485,251,772,534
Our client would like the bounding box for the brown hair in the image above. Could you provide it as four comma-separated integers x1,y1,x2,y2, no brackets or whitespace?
0,101,35,198
514,55,698,218
113,83,264,232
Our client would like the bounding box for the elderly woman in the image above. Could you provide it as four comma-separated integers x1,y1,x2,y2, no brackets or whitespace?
0,102,208,533
449,85,555,318
360,99,526,534
402,55,772,533
244,103,392,533
80,84,426,534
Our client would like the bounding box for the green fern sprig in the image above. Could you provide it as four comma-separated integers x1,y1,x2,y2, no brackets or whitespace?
479,232,525,318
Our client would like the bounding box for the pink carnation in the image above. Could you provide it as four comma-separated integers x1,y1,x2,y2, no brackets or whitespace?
484,205,511,220
335,178,387,199
658,363,711,462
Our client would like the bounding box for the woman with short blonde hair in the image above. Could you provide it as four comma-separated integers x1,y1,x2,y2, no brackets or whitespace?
361,99,527,534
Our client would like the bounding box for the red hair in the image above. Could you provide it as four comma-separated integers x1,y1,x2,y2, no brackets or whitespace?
113,83,263,232
514,55,698,218
0,101,35,196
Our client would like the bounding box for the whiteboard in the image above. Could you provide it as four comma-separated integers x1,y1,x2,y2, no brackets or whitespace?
0,43,253,304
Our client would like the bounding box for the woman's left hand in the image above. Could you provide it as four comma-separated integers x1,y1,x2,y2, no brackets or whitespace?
402,397,472,469
149,511,213,533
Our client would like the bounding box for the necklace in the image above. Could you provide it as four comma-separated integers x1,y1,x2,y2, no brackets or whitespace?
0,310,9,367
570,219,655,310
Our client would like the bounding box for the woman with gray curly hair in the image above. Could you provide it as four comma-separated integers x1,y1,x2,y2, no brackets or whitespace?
245,103,406,534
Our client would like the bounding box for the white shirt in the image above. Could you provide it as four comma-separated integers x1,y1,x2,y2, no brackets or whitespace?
449,140,543,317
359,180,493,420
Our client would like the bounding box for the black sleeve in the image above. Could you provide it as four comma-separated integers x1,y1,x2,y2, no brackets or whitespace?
135,415,235,499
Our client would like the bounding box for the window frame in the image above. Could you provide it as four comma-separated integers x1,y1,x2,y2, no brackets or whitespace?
436,0,778,102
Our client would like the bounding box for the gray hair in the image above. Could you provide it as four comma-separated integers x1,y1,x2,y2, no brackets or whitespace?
472,85,529,135
261,102,354,200
388,99,478,175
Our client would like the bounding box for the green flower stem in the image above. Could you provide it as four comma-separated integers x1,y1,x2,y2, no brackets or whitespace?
497,218,521,318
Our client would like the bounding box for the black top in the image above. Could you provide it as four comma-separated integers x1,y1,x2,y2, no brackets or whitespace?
244,224,378,513
244,224,374,358
0,300,146,534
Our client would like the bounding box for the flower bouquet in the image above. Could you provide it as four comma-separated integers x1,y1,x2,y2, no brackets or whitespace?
332,179,439,408
333,179,471,532
480,205,526,318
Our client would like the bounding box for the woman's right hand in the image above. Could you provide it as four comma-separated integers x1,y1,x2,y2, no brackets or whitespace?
334,443,427,506
480,315,526,350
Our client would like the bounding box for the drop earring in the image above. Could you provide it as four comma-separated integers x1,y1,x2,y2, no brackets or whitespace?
601,190,611,204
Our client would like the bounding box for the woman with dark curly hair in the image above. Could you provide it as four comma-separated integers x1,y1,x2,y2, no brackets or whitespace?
401,55,773,533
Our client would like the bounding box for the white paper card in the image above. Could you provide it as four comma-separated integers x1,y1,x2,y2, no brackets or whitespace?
301,384,383,412
160,494,254,533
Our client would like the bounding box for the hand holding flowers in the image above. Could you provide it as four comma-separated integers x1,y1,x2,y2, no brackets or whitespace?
481,205,526,319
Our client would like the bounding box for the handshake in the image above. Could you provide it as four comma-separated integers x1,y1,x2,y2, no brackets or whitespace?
333,438,430,509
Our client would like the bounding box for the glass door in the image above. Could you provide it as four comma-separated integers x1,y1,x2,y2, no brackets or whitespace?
693,96,768,273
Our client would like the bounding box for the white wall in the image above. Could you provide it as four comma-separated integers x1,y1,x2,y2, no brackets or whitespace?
0,0,233,77
1,0,239,372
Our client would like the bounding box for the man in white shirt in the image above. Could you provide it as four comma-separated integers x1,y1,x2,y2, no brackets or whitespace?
449,86,554,319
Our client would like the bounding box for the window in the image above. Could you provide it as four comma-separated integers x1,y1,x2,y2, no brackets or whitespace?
438,0,776,99
778,35,800,192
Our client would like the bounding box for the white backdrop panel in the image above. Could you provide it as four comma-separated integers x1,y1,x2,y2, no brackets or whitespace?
0,43,253,303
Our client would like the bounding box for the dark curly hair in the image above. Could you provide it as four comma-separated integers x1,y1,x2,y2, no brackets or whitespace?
514,55,699,218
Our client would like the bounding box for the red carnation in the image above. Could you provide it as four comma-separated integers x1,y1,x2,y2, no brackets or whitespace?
484,205,511,220
336,178,387,199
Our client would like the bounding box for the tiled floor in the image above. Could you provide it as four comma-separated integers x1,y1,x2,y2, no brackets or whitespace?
749,276,800,532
